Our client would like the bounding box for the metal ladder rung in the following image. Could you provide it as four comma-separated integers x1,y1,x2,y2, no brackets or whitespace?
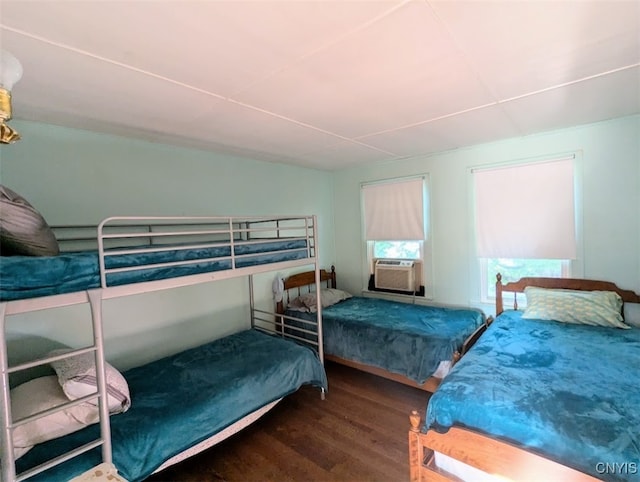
16,438,104,482
11,392,100,428
8,346,97,374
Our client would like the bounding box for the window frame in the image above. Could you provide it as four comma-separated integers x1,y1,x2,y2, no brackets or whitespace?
360,174,433,299
468,151,584,308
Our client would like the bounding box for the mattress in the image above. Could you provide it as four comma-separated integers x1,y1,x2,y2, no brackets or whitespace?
425,310,640,482
0,239,308,301
15,328,328,482
286,296,485,384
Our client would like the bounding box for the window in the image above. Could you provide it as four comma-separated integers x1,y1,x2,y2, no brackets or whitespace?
362,176,430,296
473,156,577,302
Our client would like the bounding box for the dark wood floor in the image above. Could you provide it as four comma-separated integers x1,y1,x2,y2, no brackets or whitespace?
146,361,430,482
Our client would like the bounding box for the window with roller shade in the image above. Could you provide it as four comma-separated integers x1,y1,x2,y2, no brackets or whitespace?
473,156,576,301
362,176,429,296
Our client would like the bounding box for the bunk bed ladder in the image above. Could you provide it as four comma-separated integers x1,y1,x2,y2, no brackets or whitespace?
0,290,113,482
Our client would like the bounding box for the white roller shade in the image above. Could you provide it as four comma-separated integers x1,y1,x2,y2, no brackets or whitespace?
363,178,425,241
474,157,576,259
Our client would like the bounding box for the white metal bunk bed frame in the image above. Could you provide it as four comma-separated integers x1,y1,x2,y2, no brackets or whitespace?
1,214,324,482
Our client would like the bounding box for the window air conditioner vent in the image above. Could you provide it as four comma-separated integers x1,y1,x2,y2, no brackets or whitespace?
374,259,415,292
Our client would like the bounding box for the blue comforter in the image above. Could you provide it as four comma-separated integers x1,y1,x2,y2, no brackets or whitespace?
287,296,484,384
16,329,327,482
0,239,308,301
425,310,640,481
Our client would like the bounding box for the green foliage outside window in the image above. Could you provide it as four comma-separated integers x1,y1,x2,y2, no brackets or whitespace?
486,258,564,298
373,241,421,259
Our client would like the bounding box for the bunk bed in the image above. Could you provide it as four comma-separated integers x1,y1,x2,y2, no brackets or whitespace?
276,267,489,392
408,274,640,482
1,215,328,482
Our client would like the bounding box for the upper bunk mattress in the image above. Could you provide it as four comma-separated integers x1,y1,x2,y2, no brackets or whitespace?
0,239,308,301
16,328,327,482
286,296,485,384
424,310,640,482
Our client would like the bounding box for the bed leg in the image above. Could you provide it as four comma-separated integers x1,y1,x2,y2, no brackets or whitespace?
320,387,326,401
409,410,422,482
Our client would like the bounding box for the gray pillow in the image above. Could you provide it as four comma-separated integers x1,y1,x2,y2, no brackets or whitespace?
288,288,352,313
0,185,59,256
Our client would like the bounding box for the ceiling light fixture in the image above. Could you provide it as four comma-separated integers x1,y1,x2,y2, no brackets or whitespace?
0,50,23,144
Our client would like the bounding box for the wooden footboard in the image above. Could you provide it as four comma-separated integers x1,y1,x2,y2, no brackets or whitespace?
409,412,600,482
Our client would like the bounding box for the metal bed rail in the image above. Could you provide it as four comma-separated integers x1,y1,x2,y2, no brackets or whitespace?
247,215,324,365
95,215,316,289
252,308,321,348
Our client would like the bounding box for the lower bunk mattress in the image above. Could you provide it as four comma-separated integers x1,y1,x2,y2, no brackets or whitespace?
15,328,328,482
286,296,485,384
424,310,640,481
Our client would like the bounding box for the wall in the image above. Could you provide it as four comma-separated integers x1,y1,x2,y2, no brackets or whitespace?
332,115,640,317
0,120,336,370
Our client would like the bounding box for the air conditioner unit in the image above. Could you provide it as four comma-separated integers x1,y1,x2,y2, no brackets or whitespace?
374,259,416,292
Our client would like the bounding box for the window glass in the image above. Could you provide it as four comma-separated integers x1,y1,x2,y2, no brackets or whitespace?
483,258,569,300
373,241,422,260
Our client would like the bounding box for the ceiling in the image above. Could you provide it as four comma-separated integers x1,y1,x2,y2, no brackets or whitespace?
1,1,639,171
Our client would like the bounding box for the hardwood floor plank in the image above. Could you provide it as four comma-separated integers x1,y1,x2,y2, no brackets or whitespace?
146,361,430,481
246,430,331,481
265,412,349,472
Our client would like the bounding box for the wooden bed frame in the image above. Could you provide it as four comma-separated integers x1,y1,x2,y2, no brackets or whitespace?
408,274,640,482
276,266,491,393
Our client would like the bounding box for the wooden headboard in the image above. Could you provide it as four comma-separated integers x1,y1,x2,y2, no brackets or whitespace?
496,272,640,315
275,265,336,314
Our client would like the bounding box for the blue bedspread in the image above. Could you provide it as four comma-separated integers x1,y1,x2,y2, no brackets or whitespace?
0,239,308,301
425,310,640,481
16,329,327,482
287,297,484,384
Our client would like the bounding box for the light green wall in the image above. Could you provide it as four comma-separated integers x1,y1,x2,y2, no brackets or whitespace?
332,115,640,316
2,115,639,369
0,121,336,370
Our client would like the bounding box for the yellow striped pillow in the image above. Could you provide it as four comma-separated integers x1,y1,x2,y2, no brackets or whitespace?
522,287,629,329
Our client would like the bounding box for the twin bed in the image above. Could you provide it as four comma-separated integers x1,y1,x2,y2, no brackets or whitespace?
14,330,326,482
1,215,327,482
277,267,489,392
409,275,640,482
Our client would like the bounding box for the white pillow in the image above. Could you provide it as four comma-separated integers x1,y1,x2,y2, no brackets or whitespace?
288,288,352,313
48,349,131,414
11,376,99,459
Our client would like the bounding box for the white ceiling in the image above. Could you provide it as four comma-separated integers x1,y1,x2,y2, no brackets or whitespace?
1,0,639,170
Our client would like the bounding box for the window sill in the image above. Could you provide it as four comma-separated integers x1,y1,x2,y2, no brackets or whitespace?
361,289,431,303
